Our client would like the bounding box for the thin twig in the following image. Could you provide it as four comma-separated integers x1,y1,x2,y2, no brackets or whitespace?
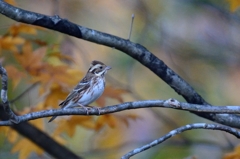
128,14,134,40
121,123,240,159
10,82,39,103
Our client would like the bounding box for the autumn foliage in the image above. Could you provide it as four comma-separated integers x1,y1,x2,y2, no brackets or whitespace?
0,23,137,159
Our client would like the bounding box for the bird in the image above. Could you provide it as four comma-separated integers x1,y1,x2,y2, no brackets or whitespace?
48,60,111,122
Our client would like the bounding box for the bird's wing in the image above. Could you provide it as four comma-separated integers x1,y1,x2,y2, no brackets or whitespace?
59,79,90,108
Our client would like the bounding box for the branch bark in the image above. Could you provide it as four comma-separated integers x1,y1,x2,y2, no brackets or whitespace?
1,98,240,126
0,65,18,123
0,106,82,159
121,123,240,159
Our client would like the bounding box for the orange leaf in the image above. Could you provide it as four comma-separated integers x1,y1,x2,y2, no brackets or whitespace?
11,138,44,159
7,129,18,144
5,65,26,88
44,84,68,109
95,115,118,131
224,145,240,159
50,66,78,86
0,126,18,144
52,135,66,145
96,86,128,106
33,72,51,87
33,65,82,87
53,116,94,137
0,36,25,52
29,119,44,131
4,0,17,6
115,114,141,127
14,43,47,76
9,24,37,36
228,0,240,12
47,52,74,63
31,39,47,46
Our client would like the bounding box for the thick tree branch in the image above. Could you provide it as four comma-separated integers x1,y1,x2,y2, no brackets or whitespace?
0,106,82,159
0,64,19,123
0,1,240,128
1,99,240,126
121,123,240,159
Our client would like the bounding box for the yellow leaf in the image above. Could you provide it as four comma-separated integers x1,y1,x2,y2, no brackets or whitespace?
31,39,47,46
53,116,94,137
7,129,18,143
47,52,74,65
29,119,44,131
5,65,26,88
2,36,25,45
0,36,25,52
0,126,9,134
95,121,126,150
9,24,37,36
11,138,44,159
44,84,68,109
115,114,141,127
52,135,66,145
65,68,84,86
228,0,240,12
33,66,82,96
95,115,117,131
33,65,82,87
14,43,47,76
224,145,240,159
4,0,17,6
0,127,18,143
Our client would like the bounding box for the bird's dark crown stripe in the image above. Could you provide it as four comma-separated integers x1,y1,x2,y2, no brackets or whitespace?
91,60,104,65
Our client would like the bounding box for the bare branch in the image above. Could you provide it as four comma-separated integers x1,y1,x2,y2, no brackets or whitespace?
0,64,19,123
0,99,240,126
0,105,82,159
121,123,240,159
128,14,134,40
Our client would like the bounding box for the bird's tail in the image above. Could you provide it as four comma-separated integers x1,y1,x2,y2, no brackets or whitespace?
48,116,57,122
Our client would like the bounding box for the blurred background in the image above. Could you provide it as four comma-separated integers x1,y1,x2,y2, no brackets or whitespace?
0,0,240,159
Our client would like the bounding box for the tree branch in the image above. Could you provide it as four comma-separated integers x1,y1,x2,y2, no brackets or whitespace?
121,123,240,159
0,106,82,159
0,1,240,128
0,64,19,123
1,99,240,126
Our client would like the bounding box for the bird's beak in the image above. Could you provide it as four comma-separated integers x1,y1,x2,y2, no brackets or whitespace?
106,66,111,70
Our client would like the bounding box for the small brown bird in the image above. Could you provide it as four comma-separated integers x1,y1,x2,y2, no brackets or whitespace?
48,60,111,122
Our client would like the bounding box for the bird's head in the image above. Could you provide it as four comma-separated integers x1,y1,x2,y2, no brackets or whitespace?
88,60,111,76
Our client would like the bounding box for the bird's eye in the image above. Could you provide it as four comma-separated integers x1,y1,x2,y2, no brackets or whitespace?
99,66,103,69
